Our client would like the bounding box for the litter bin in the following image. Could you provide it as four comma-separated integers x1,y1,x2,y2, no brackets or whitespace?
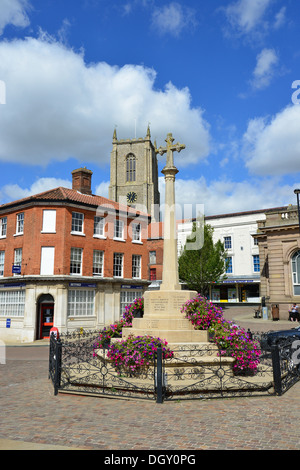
271,304,279,321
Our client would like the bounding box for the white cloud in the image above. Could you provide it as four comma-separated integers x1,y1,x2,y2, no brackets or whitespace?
0,35,210,168
172,176,295,217
223,0,273,37
151,2,196,37
273,6,286,29
0,177,71,203
0,0,31,35
243,105,300,175
250,48,279,89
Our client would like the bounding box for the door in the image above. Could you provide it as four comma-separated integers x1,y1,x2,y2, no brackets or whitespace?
40,303,54,339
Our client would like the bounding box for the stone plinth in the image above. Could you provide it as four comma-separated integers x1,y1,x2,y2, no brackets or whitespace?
122,289,209,344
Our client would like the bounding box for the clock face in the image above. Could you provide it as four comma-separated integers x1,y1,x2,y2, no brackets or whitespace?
127,192,137,203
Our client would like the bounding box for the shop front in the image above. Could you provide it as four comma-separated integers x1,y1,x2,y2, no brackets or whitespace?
210,278,260,304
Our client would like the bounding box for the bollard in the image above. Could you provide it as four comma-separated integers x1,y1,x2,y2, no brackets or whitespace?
156,346,163,404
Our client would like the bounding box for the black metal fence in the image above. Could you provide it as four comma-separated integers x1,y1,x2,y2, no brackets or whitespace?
49,329,300,403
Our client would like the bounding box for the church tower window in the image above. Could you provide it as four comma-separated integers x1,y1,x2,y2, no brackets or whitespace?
126,154,136,182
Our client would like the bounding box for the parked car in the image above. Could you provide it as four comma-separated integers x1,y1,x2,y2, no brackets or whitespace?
260,327,300,375
260,326,300,349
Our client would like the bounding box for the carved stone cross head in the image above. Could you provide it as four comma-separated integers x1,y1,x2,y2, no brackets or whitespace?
155,133,185,168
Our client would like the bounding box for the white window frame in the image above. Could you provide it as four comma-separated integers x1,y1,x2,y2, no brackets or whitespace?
0,289,25,317
132,223,141,243
114,219,124,240
70,247,82,275
224,236,232,250
0,217,7,238
15,213,24,235
14,248,22,275
42,210,56,233
68,289,95,316
94,216,105,238
0,251,4,276
93,250,104,277
132,254,141,279
113,253,123,278
71,212,85,235
40,247,55,275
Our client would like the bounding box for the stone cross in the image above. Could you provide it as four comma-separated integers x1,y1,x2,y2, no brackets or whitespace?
156,133,185,168
155,133,185,291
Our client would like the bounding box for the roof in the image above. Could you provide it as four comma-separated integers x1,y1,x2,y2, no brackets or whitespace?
0,186,150,218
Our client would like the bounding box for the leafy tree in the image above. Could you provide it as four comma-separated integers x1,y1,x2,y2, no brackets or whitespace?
178,222,228,296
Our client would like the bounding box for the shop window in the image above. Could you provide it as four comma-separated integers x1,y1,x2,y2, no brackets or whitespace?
68,289,95,316
0,289,25,316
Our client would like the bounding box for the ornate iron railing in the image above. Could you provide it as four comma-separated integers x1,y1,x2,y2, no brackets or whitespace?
49,329,300,403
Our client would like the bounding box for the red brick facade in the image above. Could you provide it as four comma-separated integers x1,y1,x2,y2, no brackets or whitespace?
0,172,150,281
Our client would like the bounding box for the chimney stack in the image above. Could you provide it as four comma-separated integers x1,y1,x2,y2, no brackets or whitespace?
72,167,93,195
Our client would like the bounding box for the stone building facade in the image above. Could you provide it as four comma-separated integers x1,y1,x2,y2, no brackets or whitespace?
108,127,160,222
0,168,150,343
254,204,300,320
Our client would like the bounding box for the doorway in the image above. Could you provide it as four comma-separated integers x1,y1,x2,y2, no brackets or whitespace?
37,294,55,339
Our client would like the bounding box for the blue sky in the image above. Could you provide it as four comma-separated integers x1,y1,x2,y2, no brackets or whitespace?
0,0,300,216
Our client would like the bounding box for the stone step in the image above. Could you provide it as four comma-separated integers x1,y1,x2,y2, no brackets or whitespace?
121,326,208,343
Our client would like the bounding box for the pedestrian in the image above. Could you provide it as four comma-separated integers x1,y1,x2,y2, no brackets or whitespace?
289,303,299,322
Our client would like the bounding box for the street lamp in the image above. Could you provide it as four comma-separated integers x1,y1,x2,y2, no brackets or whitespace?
294,189,300,235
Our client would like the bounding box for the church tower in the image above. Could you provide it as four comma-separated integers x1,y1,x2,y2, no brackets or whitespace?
108,126,160,222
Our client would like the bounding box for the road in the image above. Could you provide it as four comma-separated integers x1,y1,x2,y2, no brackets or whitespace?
1,337,300,452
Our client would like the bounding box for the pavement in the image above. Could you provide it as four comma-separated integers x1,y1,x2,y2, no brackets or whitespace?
1,309,300,452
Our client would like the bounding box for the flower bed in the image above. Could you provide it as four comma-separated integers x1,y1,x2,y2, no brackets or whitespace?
92,299,140,351
180,294,223,330
106,334,174,376
93,294,261,376
209,319,261,375
181,294,261,375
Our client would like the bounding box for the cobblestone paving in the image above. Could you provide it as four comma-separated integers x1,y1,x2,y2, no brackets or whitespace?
1,351,300,451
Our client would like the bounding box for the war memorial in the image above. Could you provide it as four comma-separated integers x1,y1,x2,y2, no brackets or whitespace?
46,132,300,403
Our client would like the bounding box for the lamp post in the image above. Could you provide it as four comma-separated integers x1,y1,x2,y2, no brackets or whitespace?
294,189,300,235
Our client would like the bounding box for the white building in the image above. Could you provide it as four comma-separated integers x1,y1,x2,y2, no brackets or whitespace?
177,207,287,304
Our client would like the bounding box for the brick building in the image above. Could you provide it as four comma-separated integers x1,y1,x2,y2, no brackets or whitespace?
0,168,150,342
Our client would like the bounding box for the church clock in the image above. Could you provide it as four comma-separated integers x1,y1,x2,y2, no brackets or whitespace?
127,191,137,204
